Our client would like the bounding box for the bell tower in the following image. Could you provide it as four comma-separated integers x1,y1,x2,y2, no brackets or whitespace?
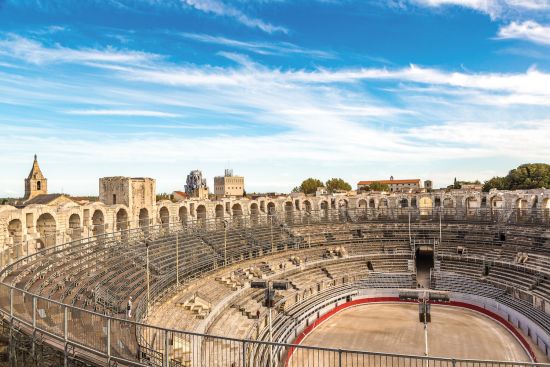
24,154,48,201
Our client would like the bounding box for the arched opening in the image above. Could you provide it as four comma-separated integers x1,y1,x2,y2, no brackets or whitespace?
139,208,149,228
159,207,170,228
196,205,207,226
92,210,105,236
320,200,329,219
516,198,528,219
303,200,312,213
357,199,367,209
36,213,56,248
294,199,300,211
68,214,81,241
400,198,409,208
419,197,433,217
434,197,441,207
179,206,188,227
232,203,243,217
379,199,388,208
250,203,259,225
267,202,276,215
8,219,23,251
410,198,417,208
481,197,487,208
369,199,375,208
116,209,128,231
466,197,479,217
543,198,550,221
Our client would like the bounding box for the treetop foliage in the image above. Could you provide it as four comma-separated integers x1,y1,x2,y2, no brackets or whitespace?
483,163,550,192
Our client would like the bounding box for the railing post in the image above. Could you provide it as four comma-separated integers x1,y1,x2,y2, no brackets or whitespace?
242,340,247,367
64,305,68,367
338,349,342,367
32,296,36,356
106,318,111,364
164,329,169,367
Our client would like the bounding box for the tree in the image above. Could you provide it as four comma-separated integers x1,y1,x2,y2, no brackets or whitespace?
296,178,324,195
483,163,550,192
325,178,352,193
363,182,390,192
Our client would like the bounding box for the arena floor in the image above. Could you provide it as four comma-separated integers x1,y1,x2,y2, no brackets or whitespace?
291,303,532,365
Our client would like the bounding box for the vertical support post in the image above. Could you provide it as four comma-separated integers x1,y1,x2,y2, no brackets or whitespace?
224,224,227,266
164,330,169,367
64,305,68,367
176,232,179,286
270,215,274,254
269,306,273,367
32,296,36,356
408,211,412,244
106,319,111,364
146,243,150,317
242,340,247,367
338,349,342,367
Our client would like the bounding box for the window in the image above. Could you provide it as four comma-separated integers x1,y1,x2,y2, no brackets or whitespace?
36,181,41,190
113,194,117,205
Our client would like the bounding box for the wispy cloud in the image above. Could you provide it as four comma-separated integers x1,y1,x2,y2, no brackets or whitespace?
497,20,550,45
64,109,181,117
411,0,550,19
0,34,160,65
180,32,333,58
182,0,288,34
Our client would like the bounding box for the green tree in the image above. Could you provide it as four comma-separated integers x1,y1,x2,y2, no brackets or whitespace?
325,178,352,193
483,163,550,192
296,178,324,194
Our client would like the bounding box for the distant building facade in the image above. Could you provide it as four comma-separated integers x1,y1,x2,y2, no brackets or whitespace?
214,169,244,197
24,155,48,201
357,177,421,192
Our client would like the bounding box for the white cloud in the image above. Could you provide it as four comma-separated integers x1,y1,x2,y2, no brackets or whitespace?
412,0,550,18
182,0,288,34
498,20,550,45
0,35,160,65
64,109,181,117
180,32,333,58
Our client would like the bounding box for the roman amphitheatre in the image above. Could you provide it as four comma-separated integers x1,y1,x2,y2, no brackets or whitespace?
1,166,550,366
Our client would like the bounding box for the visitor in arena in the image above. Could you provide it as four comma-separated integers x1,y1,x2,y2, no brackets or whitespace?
127,296,133,319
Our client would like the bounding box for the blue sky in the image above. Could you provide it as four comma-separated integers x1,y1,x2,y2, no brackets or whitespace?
1,0,550,196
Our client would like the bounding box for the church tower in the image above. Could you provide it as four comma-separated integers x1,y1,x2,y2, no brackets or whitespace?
24,154,47,201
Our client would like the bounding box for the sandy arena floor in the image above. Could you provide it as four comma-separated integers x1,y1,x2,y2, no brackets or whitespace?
289,303,531,366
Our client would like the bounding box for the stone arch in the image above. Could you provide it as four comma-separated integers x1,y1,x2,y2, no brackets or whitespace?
516,198,528,209
490,196,504,209
196,205,207,224
267,202,276,215
179,206,188,226
368,198,376,208
232,203,243,217
434,197,441,207
68,213,81,241
92,210,105,236
399,198,408,208
215,204,225,219
410,197,417,208
419,197,433,216
338,199,348,208
139,208,149,228
465,196,479,216
159,206,170,228
116,209,128,231
284,201,294,223
379,198,388,208
36,213,56,249
303,200,312,213
357,199,367,209
8,219,23,248
481,196,488,208
543,198,550,221
443,197,454,208
294,199,300,211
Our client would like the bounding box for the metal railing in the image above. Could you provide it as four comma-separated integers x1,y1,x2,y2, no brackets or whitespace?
1,208,550,366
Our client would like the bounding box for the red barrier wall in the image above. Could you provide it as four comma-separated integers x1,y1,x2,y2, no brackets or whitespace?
286,297,537,363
